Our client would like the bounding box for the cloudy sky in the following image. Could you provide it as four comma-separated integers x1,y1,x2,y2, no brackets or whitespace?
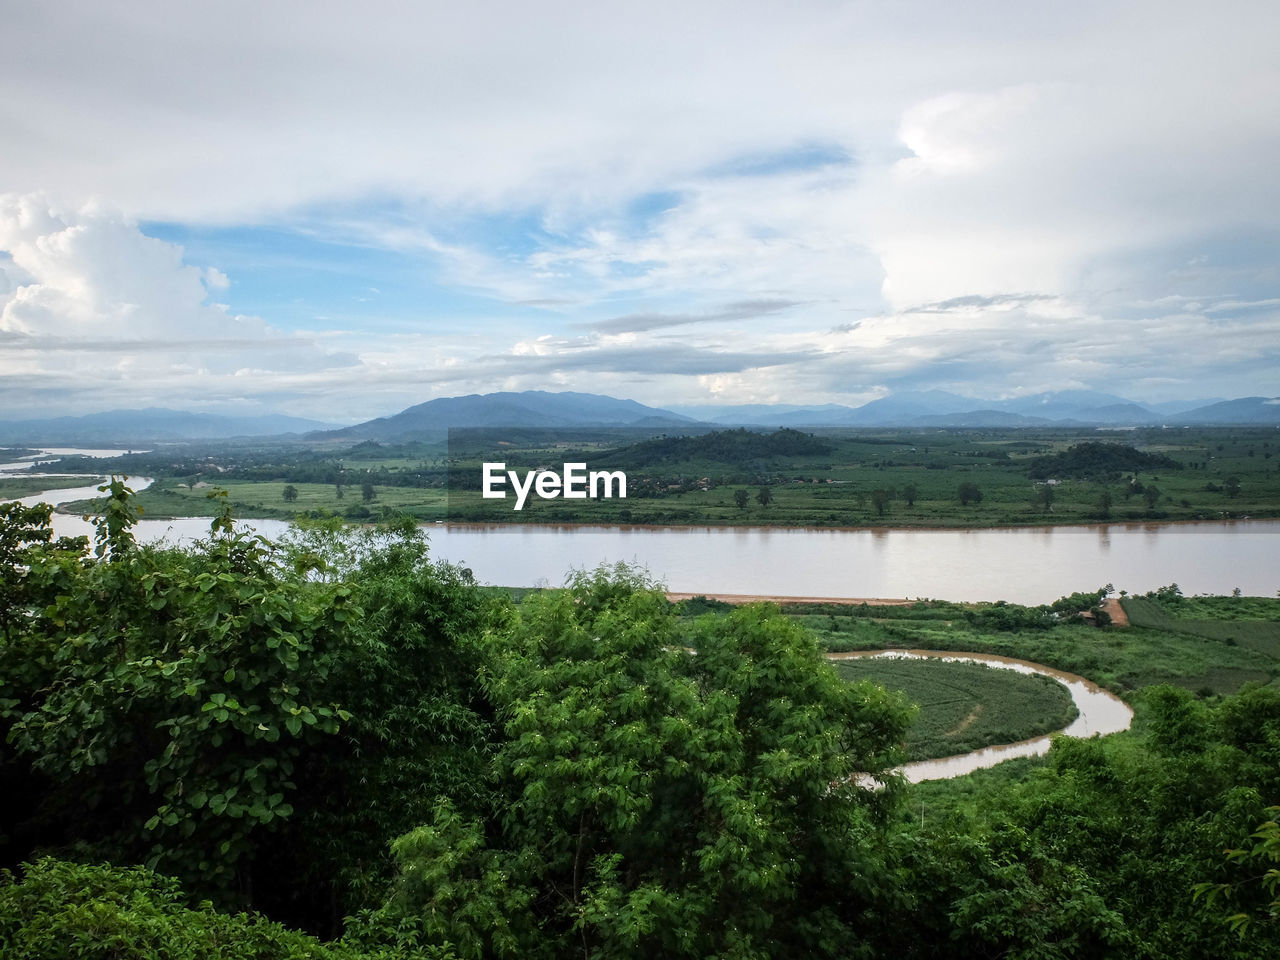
2,0,1278,421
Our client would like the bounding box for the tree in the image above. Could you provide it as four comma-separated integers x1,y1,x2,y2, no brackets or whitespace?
1143,484,1161,511
0,489,497,929
1096,489,1113,520
0,484,356,903
733,488,749,510
376,566,910,959
1034,483,1054,513
957,482,983,507
871,488,892,517
283,484,299,503
902,482,919,507
1224,476,1242,499
361,481,376,502
756,485,773,508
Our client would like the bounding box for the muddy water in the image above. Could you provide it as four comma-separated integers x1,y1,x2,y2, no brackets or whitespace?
7,452,1280,603
829,650,1133,782
8,472,292,545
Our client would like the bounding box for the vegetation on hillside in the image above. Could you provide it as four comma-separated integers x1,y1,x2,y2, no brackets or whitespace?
591,427,834,469
1025,441,1183,480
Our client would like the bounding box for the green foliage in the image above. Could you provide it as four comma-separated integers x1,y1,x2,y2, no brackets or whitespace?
811,594,1275,694
0,500,87,641
597,427,833,470
831,657,1078,761
1,493,357,898
1195,806,1280,936
376,565,911,959
0,858,452,960
672,594,734,616
870,487,892,516
1026,441,1182,480
1,492,498,929
891,687,1280,959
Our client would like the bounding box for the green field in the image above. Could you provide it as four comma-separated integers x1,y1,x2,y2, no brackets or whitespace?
797,599,1279,695
831,655,1077,761
59,477,450,522
26,423,1280,527
1121,592,1280,660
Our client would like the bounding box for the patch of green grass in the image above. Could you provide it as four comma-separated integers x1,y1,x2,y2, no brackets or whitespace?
62,478,450,521
0,476,100,500
833,656,1078,762
1122,596,1280,660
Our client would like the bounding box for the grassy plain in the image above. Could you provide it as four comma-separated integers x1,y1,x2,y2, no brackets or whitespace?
31,424,1280,527
73,477,451,522
802,603,1278,694
1121,593,1280,660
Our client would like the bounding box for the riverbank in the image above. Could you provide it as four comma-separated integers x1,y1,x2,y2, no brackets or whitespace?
11,472,1280,606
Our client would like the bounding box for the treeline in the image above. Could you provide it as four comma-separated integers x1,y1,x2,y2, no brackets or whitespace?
2,485,1279,958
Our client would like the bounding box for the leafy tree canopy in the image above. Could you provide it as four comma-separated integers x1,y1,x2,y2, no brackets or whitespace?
372,564,911,960
595,428,833,470
1027,442,1182,481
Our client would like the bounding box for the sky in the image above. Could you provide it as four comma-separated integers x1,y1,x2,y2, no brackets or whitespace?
2,0,1278,423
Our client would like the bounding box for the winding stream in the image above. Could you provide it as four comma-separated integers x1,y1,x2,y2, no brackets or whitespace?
829,650,1133,782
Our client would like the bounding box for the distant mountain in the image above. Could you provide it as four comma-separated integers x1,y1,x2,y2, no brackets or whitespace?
993,390,1145,421
843,390,982,425
0,408,339,444
909,410,1054,428
1146,398,1227,416
1176,397,1280,424
318,390,695,441
667,403,858,425
662,389,1280,428
668,391,981,427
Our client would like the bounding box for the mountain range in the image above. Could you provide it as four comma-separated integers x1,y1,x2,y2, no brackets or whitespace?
315,391,694,441
666,390,1274,427
2,391,1278,445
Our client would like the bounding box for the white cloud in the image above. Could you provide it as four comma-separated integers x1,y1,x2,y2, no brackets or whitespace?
2,1,1279,415
0,195,357,415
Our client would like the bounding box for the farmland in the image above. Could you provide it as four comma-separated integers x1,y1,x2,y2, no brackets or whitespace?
36,423,1280,528
782,593,1280,694
830,655,1077,761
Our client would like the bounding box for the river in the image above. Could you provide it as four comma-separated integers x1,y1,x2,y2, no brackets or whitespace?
6,467,1279,605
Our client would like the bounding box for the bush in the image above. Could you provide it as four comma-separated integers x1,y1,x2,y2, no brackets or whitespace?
0,858,452,959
